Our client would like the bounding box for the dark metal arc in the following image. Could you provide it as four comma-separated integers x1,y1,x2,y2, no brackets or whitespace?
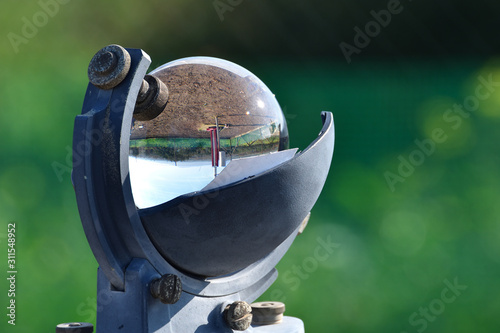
73,48,151,290
139,112,335,277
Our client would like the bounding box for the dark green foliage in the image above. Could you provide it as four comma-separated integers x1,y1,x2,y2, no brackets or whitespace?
1,2,499,332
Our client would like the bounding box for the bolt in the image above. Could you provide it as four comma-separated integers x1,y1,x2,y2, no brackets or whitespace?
224,301,253,331
94,51,118,75
150,274,182,304
137,79,150,104
134,74,169,121
251,301,285,325
88,44,131,90
56,322,94,333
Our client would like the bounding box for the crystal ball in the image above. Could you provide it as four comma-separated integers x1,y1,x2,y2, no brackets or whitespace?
129,57,289,208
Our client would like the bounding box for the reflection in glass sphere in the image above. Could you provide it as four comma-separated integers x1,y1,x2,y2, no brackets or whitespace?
129,57,289,208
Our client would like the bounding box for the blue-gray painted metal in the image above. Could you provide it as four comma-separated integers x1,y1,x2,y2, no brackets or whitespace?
74,48,152,290
140,112,334,277
74,46,334,332
97,258,304,332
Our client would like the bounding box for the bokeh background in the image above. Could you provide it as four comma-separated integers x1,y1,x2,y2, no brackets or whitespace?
1,0,500,332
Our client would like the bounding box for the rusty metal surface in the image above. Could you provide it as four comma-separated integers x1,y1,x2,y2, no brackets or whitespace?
88,44,131,90
150,273,182,304
224,301,253,331
251,302,285,325
134,74,169,121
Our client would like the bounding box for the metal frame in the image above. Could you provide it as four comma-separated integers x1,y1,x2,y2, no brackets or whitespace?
72,46,334,332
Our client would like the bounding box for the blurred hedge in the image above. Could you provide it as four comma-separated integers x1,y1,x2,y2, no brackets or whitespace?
1,1,500,332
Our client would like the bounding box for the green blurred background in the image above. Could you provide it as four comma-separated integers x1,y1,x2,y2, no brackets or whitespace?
1,0,500,332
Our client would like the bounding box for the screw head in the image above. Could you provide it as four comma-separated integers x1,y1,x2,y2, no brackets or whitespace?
150,274,182,304
93,51,118,75
56,322,94,333
224,301,253,331
251,301,286,325
88,44,131,90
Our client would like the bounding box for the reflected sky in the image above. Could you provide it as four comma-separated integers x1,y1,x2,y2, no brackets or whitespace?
129,156,225,208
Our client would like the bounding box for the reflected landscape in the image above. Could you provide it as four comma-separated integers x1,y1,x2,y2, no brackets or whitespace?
129,57,288,208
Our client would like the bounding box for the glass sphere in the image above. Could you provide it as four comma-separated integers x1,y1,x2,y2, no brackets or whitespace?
129,57,289,208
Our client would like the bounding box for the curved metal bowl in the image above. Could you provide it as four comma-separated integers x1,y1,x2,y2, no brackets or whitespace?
139,112,335,277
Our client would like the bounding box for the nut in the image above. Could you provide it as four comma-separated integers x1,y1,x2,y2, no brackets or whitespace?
88,44,131,90
251,301,285,325
150,274,182,304
224,301,253,331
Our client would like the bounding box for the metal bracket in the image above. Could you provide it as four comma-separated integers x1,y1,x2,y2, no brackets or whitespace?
96,258,304,332
71,44,335,332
